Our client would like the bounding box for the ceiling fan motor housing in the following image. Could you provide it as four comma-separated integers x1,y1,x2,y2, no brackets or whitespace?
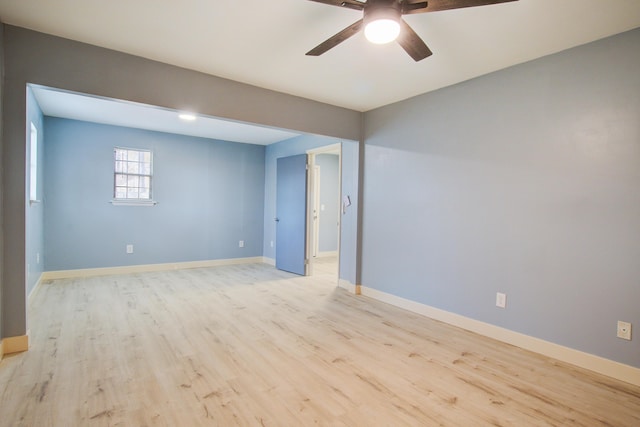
363,0,402,26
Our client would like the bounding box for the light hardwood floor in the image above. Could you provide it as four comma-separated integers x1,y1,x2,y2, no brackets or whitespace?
1,263,638,426
311,255,338,277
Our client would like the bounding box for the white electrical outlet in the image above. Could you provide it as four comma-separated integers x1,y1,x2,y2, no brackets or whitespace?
617,321,632,340
496,292,507,309
126,244,134,254
239,240,244,248
270,241,274,248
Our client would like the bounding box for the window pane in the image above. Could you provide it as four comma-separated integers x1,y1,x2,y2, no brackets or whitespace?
115,161,125,173
128,151,139,161
115,149,125,160
139,189,150,199
142,152,151,162
127,176,139,188
127,188,139,199
141,163,151,175
115,188,127,199
127,161,140,174
141,176,150,189
115,174,127,186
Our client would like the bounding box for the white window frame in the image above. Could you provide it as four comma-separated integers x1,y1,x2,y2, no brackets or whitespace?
111,147,157,206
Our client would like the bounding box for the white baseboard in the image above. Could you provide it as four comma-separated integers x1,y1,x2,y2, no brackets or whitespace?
263,257,276,266
42,256,268,281
360,285,640,387
338,279,358,294
1,333,29,356
28,273,44,303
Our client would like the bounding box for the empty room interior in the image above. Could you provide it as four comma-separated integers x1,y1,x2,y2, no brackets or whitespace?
0,0,639,425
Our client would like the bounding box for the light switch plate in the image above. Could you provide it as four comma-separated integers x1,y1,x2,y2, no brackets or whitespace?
496,292,507,309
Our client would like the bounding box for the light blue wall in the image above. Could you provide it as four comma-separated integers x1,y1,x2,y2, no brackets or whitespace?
44,118,266,270
338,140,359,286
263,135,359,284
362,28,640,368
26,87,45,296
316,154,339,253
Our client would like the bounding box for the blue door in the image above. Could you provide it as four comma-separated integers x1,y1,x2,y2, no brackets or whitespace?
276,154,308,275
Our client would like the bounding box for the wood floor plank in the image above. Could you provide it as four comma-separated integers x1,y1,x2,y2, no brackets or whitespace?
1,262,639,426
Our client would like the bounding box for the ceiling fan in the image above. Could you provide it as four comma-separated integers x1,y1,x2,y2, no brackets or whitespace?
306,0,518,61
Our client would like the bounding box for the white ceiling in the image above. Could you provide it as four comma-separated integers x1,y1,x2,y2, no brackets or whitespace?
30,86,301,145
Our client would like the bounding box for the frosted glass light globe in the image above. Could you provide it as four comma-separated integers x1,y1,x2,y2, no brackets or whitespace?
364,19,401,44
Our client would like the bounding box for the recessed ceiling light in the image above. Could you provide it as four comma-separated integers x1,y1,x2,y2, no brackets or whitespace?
179,113,197,121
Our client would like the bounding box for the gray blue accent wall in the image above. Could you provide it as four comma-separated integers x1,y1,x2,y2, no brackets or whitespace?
263,135,359,284
362,28,640,368
26,86,45,295
0,22,4,342
44,118,265,271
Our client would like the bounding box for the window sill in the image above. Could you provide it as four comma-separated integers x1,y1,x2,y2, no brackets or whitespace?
110,199,158,207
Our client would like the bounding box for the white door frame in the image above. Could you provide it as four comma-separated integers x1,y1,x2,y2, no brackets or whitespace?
312,165,321,258
306,143,342,278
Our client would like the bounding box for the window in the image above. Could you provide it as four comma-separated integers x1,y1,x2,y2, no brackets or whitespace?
29,123,38,202
113,147,153,203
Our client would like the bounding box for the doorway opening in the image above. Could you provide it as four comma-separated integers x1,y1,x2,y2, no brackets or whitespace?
307,143,341,280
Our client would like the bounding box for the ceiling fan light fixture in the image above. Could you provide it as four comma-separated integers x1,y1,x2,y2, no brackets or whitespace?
364,19,400,44
363,3,402,45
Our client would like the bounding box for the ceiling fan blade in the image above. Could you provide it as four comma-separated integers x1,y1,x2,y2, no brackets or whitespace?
306,19,364,57
402,0,517,14
401,1,428,14
306,0,366,11
397,19,432,61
